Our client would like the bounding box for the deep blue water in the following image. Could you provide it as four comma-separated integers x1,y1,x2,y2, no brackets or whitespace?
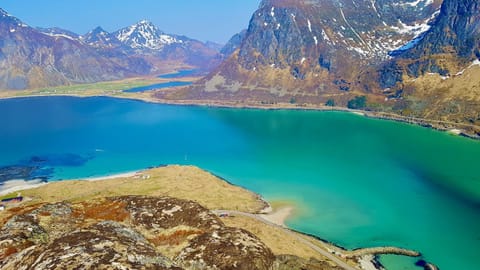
124,81,192,93
0,96,479,270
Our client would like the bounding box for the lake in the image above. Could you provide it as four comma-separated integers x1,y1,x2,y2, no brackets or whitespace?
158,69,199,79
0,96,479,270
123,81,192,93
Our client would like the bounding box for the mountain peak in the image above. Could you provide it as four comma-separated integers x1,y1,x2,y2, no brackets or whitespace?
92,26,107,33
114,20,182,51
136,19,154,26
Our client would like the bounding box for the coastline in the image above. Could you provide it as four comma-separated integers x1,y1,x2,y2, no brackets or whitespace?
0,165,424,270
2,93,478,140
0,179,46,196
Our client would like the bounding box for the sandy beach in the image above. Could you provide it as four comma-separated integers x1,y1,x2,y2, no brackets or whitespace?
0,179,46,196
259,206,294,227
0,171,140,196
85,171,140,181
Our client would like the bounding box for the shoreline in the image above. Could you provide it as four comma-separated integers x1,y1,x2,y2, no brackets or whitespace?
259,205,294,227
0,179,47,196
0,165,423,270
0,171,141,196
1,93,478,140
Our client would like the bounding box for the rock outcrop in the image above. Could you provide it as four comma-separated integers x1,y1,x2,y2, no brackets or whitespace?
0,196,299,269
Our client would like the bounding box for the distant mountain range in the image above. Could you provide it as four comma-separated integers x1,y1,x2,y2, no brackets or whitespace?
0,8,222,90
173,0,479,133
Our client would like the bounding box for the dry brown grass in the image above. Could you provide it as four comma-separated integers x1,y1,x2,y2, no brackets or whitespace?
1,166,265,221
222,215,323,260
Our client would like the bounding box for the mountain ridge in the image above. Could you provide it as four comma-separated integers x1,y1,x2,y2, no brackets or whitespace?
165,0,479,134
0,10,221,90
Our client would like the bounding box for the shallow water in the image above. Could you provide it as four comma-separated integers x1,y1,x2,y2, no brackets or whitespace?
0,96,478,270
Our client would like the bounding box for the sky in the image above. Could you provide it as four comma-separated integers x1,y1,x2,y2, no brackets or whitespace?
1,0,260,44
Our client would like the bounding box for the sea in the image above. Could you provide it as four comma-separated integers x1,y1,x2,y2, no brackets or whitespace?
0,96,478,270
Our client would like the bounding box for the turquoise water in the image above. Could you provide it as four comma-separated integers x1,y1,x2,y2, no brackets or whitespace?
0,96,479,270
123,81,192,92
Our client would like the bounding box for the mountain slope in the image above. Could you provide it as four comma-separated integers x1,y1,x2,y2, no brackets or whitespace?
0,8,153,90
112,20,222,69
377,0,480,127
0,11,222,90
182,0,442,104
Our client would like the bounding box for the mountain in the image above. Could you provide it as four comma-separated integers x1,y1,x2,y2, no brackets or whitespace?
81,26,124,49
377,0,480,128
114,20,181,51
167,0,479,134
111,20,222,69
37,27,80,40
183,0,442,102
0,11,222,90
220,29,247,57
0,8,152,90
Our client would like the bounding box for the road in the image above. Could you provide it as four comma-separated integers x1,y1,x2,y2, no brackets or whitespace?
212,210,360,270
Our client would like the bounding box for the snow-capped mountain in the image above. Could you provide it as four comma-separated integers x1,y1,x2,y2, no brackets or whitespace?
114,20,183,51
0,8,153,90
0,10,222,90
177,0,479,135
81,26,124,49
37,27,80,40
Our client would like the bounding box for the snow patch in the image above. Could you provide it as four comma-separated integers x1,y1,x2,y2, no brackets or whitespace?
270,7,275,18
301,57,306,64
307,19,312,33
321,29,330,41
9,28,15,33
313,36,318,45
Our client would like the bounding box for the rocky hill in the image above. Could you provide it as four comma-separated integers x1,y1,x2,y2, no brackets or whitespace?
0,165,353,270
376,0,480,127
182,0,442,100
0,9,221,90
166,0,479,134
0,196,276,269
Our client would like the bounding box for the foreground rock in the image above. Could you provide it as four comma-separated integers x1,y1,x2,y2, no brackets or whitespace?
0,195,339,269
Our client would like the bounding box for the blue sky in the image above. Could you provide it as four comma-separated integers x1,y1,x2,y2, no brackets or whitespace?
1,0,260,43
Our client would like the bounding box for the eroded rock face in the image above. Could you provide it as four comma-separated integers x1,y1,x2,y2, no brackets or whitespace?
2,221,180,270
175,227,275,270
0,196,277,270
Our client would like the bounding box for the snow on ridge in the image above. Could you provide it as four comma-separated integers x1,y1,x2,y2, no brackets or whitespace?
115,20,182,50
41,32,76,41
393,0,434,8
307,19,312,32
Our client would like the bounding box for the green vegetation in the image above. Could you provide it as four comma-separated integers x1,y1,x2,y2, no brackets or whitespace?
347,96,367,109
0,77,174,100
325,99,335,107
0,193,18,201
289,97,297,104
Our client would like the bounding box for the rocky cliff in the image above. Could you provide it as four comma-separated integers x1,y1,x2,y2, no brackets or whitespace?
376,0,480,127
0,195,342,270
181,0,441,102
165,0,479,133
